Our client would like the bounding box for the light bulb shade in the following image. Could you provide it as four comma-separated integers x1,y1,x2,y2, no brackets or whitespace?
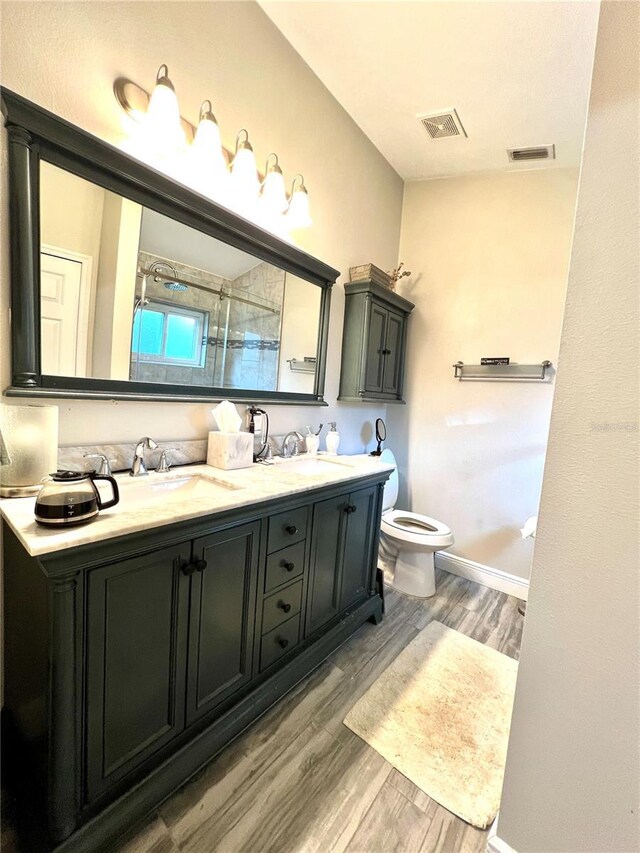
261,168,288,214
287,186,312,228
230,145,260,198
190,108,230,202
145,68,184,147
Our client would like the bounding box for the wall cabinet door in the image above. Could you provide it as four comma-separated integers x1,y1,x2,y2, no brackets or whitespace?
186,521,260,726
382,310,404,396
85,544,190,801
340,486,377,610
363,302,388,393
306,495,345,634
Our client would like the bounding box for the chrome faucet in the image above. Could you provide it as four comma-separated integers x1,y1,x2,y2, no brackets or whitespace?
130,437,158,476
282,431,304,458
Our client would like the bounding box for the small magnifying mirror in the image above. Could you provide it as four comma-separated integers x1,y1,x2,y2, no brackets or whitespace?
370,417,386,456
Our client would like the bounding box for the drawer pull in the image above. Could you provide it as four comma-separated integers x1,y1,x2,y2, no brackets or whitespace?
278,600,292,613
285,524,298,535
278,637,289,649
283,560,295,572
196,559,208,572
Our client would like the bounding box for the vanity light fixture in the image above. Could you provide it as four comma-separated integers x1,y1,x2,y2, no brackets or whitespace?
260,153,289,215
286,174,312,229
114,64,313,233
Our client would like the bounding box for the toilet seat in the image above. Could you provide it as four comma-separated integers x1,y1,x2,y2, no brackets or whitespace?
381,509,454,548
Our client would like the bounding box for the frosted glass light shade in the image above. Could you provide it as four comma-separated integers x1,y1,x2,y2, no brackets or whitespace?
190,114,230,202
0,404,58,495
145,80,184,147
230,147,260,198
261,169,288,215
287,186,312,228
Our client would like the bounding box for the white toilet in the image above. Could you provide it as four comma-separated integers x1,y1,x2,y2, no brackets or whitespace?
378,449,454,598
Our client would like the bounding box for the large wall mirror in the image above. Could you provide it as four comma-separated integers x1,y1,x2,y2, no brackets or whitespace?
3,90,337,404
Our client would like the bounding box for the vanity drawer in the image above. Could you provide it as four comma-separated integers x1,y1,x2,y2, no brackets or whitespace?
260,614,301,671
267,506,308,553
265,541,305,592
262,579,303,634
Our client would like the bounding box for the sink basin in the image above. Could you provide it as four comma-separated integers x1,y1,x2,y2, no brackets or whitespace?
273,457,354,476
118,473,240,506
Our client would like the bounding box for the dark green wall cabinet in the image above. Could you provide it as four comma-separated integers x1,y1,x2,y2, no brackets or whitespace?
2,472,388,851
339,279,415,403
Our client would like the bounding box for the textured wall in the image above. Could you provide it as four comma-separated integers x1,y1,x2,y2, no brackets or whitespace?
0,0,403,451
497,2,640,850
387,169,579,579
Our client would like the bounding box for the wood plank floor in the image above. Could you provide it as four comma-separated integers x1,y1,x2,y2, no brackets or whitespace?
114,569,524,853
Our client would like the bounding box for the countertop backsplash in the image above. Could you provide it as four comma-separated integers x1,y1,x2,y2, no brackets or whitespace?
57,435,303,474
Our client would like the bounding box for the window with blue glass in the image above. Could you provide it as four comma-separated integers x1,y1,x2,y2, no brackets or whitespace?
132,301,208,367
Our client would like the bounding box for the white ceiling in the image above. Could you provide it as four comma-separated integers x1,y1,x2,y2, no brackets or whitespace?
260,1,600,180
140,209,260,280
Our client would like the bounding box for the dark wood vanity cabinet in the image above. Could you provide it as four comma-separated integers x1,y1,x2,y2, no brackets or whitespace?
186,523,260,724
85,545,190,802
307,485,377,633
339,279,415,403
2,473,387,852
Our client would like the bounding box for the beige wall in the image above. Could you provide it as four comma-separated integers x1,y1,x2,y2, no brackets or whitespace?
278,274,321,395
92,194,142,380
387,169,579,580
497,2,640,850
0,0,403,449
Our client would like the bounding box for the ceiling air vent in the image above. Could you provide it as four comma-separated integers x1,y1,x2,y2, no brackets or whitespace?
418,108,467,139
508,144,556,162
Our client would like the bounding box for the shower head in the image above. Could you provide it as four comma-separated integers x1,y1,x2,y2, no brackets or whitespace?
148,260,188,292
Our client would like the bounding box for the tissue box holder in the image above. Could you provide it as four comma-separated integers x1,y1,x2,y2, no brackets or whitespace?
207,431,254,470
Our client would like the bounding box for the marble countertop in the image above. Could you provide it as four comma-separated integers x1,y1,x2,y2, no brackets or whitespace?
0,454,395,558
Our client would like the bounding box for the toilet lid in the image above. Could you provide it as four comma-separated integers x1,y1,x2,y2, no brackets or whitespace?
382,509,451,537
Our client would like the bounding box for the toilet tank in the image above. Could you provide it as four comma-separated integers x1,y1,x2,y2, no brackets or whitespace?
380,448,398,512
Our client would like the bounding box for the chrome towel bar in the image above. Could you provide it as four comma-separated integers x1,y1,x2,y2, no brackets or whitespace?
453,361,552,381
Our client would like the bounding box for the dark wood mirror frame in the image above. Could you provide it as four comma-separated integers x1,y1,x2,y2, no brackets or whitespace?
2,89,337,405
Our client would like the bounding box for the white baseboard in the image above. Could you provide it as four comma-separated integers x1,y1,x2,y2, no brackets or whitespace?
487,834,518,853
435,552,529,601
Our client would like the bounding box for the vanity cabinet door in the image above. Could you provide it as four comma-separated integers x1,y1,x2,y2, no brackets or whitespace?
306,494,346,635
186,521,260,726
85,544,190,802
340,485,378,610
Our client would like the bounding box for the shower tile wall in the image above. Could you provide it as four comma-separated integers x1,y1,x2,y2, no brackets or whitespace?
131,252,284,392
223,262,284,391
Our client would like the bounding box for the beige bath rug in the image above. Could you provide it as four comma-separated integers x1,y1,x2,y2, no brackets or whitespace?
344,621,518,829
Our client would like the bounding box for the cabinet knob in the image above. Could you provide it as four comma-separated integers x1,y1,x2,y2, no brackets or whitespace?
278,600,292,613
182,562,196,576
278,637,289,649
285,525,298,535
283,561,295,572
344,504,357,514
383,348,392,355
196,559,208,572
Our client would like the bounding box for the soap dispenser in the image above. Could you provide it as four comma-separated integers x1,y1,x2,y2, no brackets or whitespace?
326,422,340,456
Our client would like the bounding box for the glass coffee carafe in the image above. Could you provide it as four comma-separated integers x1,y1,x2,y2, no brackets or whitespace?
34,471,120,527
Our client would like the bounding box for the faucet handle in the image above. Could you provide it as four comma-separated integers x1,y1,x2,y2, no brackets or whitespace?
156,447,178,474
83,453,114,476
